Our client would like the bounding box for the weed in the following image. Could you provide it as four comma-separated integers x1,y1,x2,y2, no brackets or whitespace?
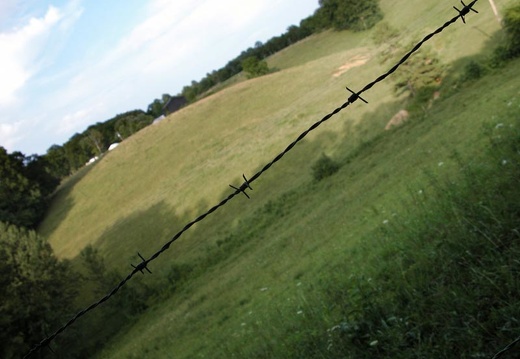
311,154,340,181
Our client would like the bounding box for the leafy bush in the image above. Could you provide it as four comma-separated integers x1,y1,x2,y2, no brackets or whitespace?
316,0,383,31
311,154,340,181
371,21,399,46
394,45,443,98
166,263,194,293
491,2,520,65
241,56,270,79
503,2,520,57
462,60,487,81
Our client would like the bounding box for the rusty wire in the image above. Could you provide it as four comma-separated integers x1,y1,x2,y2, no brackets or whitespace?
23,2,512,358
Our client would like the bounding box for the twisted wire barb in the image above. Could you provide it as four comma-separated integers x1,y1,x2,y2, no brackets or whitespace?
24,2,481,357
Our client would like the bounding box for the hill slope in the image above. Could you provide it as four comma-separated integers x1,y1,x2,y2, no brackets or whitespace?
37,0,519,358
40,0,504,267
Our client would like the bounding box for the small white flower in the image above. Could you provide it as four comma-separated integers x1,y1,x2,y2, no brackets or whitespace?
296,282,302,287
418,190,424,195
502,159,508,165
241,322,246,326
383,220,389,225
297,310,303,315
329,325,341,332
496,123,504,129
438,162,444,167
369,340,379,347
260,287,269,292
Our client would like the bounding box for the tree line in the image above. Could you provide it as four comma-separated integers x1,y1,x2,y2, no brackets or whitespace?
181,0,383,102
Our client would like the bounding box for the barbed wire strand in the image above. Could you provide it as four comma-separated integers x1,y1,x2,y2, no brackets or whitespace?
492,335,520,359
24,1,488,358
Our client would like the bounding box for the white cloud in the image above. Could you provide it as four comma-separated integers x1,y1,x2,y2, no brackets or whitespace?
0,121,23,150
0,6,62,106
39,0,266,115
58,108,95,135
1,0,318,154
92,0,271,78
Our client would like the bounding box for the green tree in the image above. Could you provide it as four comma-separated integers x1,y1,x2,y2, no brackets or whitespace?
316,0,383,31
114,111,153,139
45,144,71,178
0,147,44,228
63,133,91,171
147,93,172,118
394,46,443,98
24,155,60,196
0,222,78,358
241,56,270,78
83,128,104,155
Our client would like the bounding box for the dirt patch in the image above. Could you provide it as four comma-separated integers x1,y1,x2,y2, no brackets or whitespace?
385,109,409,130
333,54,371,77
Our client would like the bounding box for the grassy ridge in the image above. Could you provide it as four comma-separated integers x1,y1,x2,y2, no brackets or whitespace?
37,0,519,357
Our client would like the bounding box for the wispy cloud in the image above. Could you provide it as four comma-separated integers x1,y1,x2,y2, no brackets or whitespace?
42,0,276,137
0,121,22,150
0,6,61,106
0,0,318,154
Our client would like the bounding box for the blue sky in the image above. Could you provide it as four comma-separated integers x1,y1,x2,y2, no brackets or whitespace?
0,0,319,155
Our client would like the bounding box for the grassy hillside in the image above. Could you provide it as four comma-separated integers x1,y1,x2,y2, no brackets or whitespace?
38,0,519,357
40,0,505,267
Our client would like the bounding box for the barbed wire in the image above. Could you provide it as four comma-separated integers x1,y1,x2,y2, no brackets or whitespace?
492,335,520,359
24,1,515,358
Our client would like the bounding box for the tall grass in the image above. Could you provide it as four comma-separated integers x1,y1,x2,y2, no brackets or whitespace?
214,106,520,359
36,1,519,357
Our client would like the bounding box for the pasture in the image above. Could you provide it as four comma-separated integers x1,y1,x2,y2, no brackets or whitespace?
38,0,519,357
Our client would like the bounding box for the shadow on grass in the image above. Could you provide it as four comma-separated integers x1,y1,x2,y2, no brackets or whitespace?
38,164,95,238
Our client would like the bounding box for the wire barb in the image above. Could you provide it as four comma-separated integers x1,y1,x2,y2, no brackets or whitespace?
229,174,253,199
346,87,368,104
453,0,478,24
131,252,152,274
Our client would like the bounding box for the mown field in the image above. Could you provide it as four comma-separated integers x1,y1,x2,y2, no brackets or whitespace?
39,0,519,358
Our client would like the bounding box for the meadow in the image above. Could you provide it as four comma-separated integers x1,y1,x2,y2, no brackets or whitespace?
38,0,519,357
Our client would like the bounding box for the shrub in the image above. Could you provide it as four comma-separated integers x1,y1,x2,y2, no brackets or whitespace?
166,263,194,293
241,56,270,79
491,2,520,64
311,154,340,181
371,21,399,46
462,60,486,81
503,2,520,57
316,0,383,32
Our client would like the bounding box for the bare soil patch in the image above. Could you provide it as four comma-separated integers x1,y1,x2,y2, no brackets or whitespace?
332,54,371,77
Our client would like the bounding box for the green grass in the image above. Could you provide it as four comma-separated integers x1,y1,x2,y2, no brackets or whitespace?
37,0,520,357
89,59,520,359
